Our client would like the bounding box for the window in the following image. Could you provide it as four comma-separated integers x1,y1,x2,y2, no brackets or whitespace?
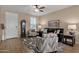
30,16,36,30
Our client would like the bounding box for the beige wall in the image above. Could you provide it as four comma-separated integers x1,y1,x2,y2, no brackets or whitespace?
0,8,5,41
18,13,30,37
39,6,79,43
0,8,2,41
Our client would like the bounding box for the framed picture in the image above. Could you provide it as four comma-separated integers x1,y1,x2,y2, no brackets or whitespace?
48,20,60,28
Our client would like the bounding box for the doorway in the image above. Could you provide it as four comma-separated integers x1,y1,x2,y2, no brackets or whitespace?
5,12,18,39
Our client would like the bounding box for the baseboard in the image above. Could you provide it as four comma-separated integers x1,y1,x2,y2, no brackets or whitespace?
2,37,19,41
7,37,19,40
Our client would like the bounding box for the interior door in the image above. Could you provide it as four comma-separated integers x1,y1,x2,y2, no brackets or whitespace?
5,12,18,39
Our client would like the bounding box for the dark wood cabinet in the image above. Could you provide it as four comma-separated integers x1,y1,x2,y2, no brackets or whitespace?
20,20,26,38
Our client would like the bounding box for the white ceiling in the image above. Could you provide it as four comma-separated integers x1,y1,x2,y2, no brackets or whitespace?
0,5,72,16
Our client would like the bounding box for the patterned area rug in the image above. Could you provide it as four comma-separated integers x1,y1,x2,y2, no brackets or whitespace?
57,43,64,53
23,38,65,53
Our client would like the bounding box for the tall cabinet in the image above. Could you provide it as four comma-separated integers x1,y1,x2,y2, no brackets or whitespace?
20,20,26,38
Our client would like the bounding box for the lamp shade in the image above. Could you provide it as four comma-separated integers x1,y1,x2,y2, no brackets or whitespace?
38,24,42,29
68,24,76,30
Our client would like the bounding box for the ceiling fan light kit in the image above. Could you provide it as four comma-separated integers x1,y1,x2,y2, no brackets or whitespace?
34,8,39,12
33,5,45,12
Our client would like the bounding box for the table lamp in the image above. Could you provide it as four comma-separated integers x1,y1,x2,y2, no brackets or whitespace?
68,24,76,35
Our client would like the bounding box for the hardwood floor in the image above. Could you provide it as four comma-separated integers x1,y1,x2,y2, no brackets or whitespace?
0,38,31,53
0,38,79,53
64,44,79,53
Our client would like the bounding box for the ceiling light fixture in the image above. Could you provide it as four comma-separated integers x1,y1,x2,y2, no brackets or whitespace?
34,8,39,12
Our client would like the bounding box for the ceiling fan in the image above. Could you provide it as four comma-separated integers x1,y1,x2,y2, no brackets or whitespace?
33,5,45,12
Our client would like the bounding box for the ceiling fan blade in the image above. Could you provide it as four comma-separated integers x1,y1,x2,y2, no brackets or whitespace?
39,7,45,9
40,10,44,12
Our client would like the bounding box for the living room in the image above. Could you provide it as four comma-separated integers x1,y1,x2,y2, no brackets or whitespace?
0,5,79,53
